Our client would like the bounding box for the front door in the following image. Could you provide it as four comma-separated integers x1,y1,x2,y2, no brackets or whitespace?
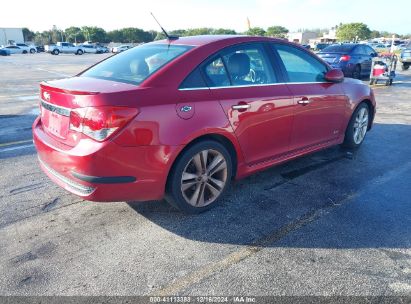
271,43,348,152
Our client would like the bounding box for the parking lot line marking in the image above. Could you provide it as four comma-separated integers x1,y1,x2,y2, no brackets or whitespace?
17,95,38,101
0,139,33,148
152,161,411,296
35,67,70,77
151,193,358,296
0,144,34,153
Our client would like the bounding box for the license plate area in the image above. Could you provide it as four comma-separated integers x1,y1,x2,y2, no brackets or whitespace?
41,101,70,139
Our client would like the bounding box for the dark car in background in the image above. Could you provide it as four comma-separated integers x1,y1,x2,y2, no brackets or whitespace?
400,43,411,70
36,45,45,52
318,44,378,79
314,43,330,51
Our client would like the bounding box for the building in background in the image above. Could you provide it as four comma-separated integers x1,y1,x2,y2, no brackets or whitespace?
286,31,318,44
0,28,24,46
309,28,338,48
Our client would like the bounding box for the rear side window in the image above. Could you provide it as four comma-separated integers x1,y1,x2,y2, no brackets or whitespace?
322,44,355,53
81,44,192,85
221,45,276,86
180,68,207,89
203,57,231,87
274,44,328,83
201,43,277,88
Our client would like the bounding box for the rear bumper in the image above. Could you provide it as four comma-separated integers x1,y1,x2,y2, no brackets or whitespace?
32,117,180,202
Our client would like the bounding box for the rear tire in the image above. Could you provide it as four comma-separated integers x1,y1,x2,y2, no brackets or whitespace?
165,140,232,214
52,49,59,55
77,49,83,55
352,65,361,79
402,64,409,71
22,50,28,54
342,103,370,149
30,48,36,54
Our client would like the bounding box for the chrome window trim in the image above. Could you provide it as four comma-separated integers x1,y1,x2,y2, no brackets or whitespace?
178,81,332,91
40,99,71,117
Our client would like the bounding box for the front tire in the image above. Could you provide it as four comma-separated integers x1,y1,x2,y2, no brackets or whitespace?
30,48,36,54
402,64,409,71
165,140,232,214
77,49,83,55
52,49,59,55
343,103,370,149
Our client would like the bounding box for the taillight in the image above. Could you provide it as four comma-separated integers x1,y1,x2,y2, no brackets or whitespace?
69,107,138,142
340,55,351,62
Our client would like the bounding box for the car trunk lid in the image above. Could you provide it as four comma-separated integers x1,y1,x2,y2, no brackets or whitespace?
318,52,345,64
39,76,139,146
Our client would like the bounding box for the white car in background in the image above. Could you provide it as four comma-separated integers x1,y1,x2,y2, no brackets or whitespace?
45,42,85,55
15,43,37,54
373,44,389,53
111,45,131,53
0,45,25,54
80,44,99,54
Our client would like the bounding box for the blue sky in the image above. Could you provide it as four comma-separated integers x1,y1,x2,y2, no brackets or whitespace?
4,0,411,34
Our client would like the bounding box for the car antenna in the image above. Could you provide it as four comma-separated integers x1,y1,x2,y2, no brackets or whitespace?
150,12,179,41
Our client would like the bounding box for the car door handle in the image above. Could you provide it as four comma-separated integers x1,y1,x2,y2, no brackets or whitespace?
297,98,310,105
232,104,251,110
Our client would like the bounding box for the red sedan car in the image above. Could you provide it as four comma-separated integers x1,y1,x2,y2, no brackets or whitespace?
33,35,376,213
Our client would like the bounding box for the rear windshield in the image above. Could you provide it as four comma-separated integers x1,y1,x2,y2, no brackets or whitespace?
322,44,356,53
81,44,193,85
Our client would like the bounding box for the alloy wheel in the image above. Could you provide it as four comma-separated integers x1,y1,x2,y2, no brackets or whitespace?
181,149,228,207
353,107,369,144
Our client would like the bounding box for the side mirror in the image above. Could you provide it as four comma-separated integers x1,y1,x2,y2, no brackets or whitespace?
325,69,344,83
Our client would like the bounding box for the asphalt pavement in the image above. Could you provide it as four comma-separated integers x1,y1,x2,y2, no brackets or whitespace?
0,53,410,297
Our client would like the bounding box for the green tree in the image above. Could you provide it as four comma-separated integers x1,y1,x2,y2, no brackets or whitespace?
81,26,107,43
370,30,380,39
65,27,85,43
336,23,371,41
212,28,237,35
246,27,266,36
119,28,152,43
170,29,188,36
265,26,288,38
107,30,124,42
185,28,213,36
154,32,166,40
22,28,35,42
34,31,52,45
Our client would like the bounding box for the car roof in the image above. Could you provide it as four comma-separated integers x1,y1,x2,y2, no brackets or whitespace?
152,35,285,47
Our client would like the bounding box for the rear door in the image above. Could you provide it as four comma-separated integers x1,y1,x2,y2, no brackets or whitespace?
200,43,294,165
271,43,348,152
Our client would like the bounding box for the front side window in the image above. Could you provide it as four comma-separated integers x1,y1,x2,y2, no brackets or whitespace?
274,44,328,83
81,44,192,85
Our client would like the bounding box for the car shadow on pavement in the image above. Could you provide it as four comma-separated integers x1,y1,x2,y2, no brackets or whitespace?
128,123,411,249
